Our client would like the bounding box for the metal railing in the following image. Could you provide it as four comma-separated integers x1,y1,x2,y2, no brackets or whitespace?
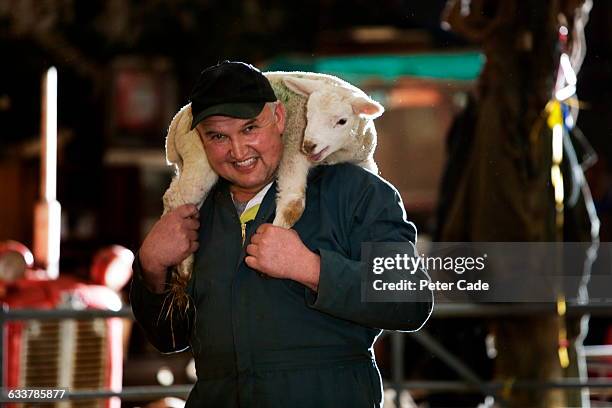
2,303,612,404
0,305,187,402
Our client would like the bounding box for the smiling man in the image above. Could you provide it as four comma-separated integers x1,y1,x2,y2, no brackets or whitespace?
130,61,433,408
197,104,283,201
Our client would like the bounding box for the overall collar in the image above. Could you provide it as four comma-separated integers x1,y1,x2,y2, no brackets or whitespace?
214,178,278,225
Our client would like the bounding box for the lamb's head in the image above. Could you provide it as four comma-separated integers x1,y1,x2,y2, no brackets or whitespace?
283,76,384,162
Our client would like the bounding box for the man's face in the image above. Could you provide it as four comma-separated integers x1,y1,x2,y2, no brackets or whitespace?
196,102,286,200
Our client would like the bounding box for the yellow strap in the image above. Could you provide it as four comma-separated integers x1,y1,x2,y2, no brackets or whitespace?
547,100,563,129
239,204,261,224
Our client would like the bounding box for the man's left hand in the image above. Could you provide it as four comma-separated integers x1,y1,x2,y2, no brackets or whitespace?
245,224,320,291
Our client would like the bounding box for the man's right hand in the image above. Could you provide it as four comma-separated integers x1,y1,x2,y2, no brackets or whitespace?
139,204,200,293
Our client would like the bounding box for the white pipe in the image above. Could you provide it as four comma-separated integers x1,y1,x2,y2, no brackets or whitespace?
44,67,57,201
34,67,61,279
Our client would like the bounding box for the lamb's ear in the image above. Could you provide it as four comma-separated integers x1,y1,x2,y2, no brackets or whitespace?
351,95,384,119
283,77,321,96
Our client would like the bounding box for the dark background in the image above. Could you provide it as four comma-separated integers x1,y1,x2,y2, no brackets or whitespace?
1,1,611,406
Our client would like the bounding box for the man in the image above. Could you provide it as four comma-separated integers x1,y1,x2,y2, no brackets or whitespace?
130,61,433,408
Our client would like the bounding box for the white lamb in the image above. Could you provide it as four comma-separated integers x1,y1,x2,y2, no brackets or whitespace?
161,71,384,315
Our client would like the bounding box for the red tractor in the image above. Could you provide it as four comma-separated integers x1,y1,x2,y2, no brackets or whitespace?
1,242,132,408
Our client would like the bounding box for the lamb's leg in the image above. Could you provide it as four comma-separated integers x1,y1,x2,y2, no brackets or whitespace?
173,171,216,282
273,152,312,228
178,254,194,281
162,176,182,215
163,140,217,288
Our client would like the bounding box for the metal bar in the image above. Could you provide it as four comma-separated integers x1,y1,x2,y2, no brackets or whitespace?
0,385,192,402
431,303,612,318
584,345,612,357
394,379,612,391
3,303,612,322
391,332,404,382
0,307,133,321
384,380,475,393
65,385,192,400
390,332,404,408
4,377,612,403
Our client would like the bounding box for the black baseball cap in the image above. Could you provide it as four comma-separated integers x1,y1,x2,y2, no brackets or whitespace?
189,61,277,130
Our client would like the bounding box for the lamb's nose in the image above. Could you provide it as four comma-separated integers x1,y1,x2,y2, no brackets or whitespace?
302,141,317,154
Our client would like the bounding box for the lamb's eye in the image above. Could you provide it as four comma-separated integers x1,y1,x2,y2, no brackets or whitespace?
336,118,347,126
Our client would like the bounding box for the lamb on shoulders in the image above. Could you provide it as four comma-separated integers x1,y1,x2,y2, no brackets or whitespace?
159,71,384,318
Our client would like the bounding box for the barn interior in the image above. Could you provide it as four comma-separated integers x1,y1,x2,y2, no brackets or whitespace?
1,1,612,407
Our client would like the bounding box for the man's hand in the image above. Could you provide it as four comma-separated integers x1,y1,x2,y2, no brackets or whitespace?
245,224,320,292
139,204,200,293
